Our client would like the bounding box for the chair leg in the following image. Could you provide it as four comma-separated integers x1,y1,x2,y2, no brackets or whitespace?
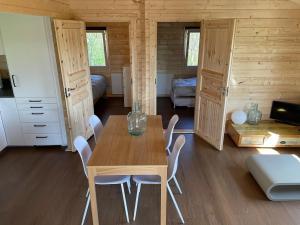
167,183,185,224
166,147,171,155
121,184,130,223
173,176,183,194
85,188,90,198
81,193,91,225
133,183,142,221
127,180,131,194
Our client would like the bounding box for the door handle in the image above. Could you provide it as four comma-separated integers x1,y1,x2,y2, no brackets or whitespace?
67,88,76,91
11,75,17,87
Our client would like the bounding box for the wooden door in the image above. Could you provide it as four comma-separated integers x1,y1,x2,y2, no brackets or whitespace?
194,19,235,150
53,19,94,149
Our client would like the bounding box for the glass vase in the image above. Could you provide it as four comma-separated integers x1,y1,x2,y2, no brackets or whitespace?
127,102,147,136
247,103,262,125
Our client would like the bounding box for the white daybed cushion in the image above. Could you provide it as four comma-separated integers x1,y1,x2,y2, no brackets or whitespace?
246,154,300,201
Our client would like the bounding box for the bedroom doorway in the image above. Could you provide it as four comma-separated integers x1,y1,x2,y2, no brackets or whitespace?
85,22,132,125
156,22,200,130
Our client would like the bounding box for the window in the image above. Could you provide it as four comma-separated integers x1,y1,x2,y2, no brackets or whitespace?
86,30,107,66
185,28,200,67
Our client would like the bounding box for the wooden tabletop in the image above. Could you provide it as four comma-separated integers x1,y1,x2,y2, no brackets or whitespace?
88,115,167,167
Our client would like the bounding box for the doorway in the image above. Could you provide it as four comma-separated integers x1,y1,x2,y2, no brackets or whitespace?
156,22,200,130
85,22,132,124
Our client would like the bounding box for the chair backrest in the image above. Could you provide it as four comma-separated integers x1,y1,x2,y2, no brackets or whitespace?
165,114,179,150
89,115,103,143
73,136,92,178
167,135,185,180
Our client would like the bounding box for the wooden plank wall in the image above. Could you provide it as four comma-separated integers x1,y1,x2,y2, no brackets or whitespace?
157,22,198,96
2,0,300,115
86,22,130,96
70,0,143,107
0,0,71,18
227,18,300,119
144,0,300,114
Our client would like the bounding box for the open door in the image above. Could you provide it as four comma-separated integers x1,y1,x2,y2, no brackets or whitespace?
53,19,94,150
194,19,235,150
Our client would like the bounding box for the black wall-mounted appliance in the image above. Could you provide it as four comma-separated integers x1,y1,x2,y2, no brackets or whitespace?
270,101,300,126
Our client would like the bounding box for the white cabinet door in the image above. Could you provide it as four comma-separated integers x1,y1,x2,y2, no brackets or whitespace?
0,99,24,146
0,14,56,98
0,112,7,151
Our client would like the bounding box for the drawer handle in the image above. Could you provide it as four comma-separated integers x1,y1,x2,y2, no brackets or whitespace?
36,136,48,139
280,141,286,144
30,106,43,109
29,100,42,103
33,124,47,127
31,113,44,115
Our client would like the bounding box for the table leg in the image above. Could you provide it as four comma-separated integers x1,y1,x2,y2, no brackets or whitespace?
160,168,167,225
88,168,100,225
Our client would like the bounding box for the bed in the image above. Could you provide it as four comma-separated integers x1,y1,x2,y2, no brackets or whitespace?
170,77,197,108
90,75,107,104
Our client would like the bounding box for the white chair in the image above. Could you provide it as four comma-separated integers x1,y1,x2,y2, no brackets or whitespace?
132,135,186,224
164,115,182,194
165,114,179,155
74,136,131,225
88,115,103,143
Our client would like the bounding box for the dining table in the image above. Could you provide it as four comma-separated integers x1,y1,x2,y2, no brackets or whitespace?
87,115,168,225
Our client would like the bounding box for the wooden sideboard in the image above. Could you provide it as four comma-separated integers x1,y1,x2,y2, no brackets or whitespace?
227,121,300,147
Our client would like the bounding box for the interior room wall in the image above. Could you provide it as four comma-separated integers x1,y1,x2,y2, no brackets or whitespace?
227,18,300,119
0,0,71,18
1,0,300,115
86,22,130,96
157,22,199,97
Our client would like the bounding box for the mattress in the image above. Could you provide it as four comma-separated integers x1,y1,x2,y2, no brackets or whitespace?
91,75,106,103
172,77,196,97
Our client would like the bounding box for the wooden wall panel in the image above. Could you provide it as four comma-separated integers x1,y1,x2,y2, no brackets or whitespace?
227,18,300,119
70,0,300,113
157,22,199,96
86,22,130,96
0,0,71,18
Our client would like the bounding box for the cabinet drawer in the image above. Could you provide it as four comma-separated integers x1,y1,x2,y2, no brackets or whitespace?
24,134,62,146
276,137,300,146
16,98,57,104
17,103,58,111
19,111,59,122
22,123,61,134
240,136,264,145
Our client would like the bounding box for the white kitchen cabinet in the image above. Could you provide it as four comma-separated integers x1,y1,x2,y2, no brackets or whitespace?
0,14,56,98
0,13,67,147
0,98,24,146
0,112,7,151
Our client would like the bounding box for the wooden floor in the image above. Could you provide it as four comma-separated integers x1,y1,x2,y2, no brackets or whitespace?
157,97,194,130
94,97,194,129
94,97,131,125
1,135,300,225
